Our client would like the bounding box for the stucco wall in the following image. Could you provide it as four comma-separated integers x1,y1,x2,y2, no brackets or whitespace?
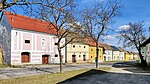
11,29,65,65
146,43,150,65
120,52,125,60
113,51,120,61
66,43,89,63
103,50,113,61
89,46,103,62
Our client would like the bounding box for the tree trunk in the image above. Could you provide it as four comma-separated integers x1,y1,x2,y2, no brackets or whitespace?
96,43,99,68
138,48,147,66
58,45,63,73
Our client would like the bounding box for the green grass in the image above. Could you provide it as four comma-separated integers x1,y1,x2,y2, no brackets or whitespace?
0,69,92,84
0,67,113,84
98,67,112,71
0,64,9,68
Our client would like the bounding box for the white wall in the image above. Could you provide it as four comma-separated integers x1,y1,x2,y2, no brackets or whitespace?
10,29,66,65
103,50,113,61
120,52,125,60
113,51,120,60
146,43,150,65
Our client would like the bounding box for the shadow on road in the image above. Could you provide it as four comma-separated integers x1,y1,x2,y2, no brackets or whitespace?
57,69,107,84
32,67,54,74
57,69,150,84
112,61,150,73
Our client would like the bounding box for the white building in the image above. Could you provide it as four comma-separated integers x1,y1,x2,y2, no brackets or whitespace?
0,11,65,65
141,37,150,65
102,44,113,61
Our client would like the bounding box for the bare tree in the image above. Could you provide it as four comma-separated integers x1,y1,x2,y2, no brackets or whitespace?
23,0,79,72
118,21,147,65
79,0,121,68
0,0,39,12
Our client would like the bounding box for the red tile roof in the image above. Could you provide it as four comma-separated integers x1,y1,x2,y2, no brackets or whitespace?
84,37,103,48
3,11,57,35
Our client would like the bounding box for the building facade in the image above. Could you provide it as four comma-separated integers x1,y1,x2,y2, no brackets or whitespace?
0,11,65,65
102,44,113,61
85,38,103,63
141,37,150,65
111,46,120,61
66,42,89,63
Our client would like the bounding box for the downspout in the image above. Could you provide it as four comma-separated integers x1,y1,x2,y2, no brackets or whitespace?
65,38,67,63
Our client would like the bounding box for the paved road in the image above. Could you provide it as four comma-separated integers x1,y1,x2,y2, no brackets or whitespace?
59,61,150,84
0,63,113,79
59,69,150,84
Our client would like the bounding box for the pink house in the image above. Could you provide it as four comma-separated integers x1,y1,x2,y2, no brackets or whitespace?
0,11,65,65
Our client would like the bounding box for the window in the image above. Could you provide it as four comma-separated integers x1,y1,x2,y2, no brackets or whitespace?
16,32,18,36
55,54,58,57
55,43,58,45
91,49,93,51
73,45,75,48
41,38,46,46
84,46,86,48
91,56,92,58
79,55,81,57
25,40,30,44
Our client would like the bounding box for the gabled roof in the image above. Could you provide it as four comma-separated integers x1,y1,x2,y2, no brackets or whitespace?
84,37,103,48
141,37,150,46
110,46,119,51
131,52,138,55
3,11,57,35
118,47,125,52
101,44,113,50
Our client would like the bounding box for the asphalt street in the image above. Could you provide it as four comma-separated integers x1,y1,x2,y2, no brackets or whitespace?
0,63,113,79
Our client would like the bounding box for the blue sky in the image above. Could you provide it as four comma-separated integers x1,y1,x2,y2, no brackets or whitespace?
79,0,150,51
5,0,150,51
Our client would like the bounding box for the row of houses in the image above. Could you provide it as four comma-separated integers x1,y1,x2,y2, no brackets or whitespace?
0,11,139,65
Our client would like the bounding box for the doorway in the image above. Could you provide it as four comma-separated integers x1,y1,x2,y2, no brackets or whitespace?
21,52,30,63
72,55,76,63
42,55,49,64
83,55,86,61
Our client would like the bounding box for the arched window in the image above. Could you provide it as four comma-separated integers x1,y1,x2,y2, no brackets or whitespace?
41,38,46,46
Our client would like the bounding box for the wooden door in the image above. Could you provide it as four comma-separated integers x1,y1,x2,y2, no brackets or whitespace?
21,52,30,63
42,55,49,64
72,55,76,63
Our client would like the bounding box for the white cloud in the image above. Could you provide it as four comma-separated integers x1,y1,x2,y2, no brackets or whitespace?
104,35,115,40
119,25,130,30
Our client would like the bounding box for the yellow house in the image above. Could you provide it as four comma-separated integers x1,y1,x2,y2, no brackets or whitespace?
124,51,130,61
84,38,103,62
129,52,134,60
66,38,89,63
88,46,103,62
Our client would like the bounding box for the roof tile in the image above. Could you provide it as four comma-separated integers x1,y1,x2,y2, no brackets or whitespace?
4,11,57,35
